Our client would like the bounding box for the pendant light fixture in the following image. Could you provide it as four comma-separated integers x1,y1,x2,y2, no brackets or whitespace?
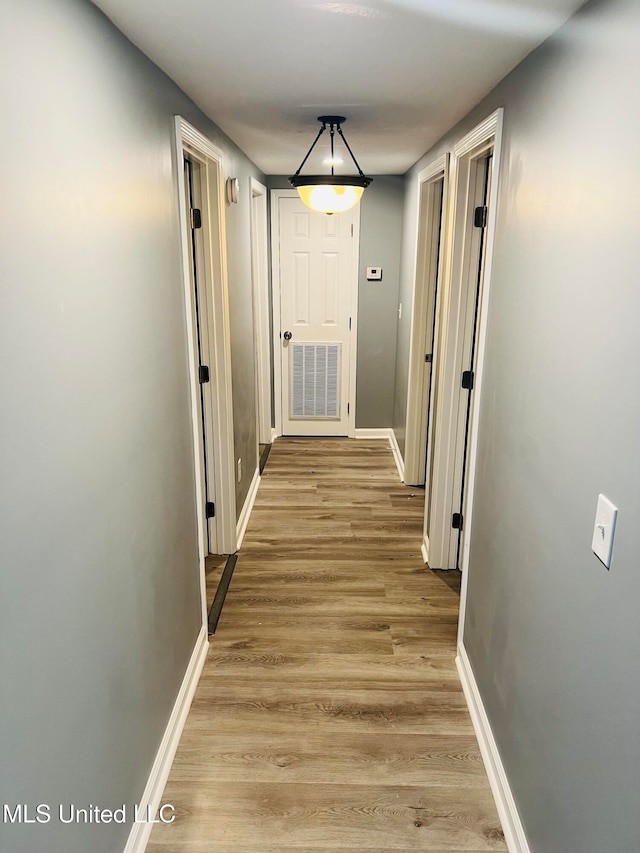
289,116,372,214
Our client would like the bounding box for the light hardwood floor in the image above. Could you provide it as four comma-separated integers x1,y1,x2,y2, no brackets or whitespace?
147,438,505,852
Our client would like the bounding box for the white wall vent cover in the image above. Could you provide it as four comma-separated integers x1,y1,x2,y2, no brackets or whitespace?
290,343,340,419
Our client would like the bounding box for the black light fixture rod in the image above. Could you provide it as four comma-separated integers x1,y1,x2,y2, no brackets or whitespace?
293,124,326,177
336,125,366,178
330,123,335,176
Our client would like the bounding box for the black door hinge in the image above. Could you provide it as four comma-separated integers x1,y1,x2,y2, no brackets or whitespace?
191,208,202,229
474,206,487,228
199,365,210,384
452,512,463,530
461,370,474,390
425,353,432,363
206,502,216,519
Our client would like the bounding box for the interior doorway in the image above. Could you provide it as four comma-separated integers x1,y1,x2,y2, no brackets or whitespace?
174,117,237,627
271,190,360,437
425,110,503,576
183,156,218,554
452,151,493,570
404,155,448,489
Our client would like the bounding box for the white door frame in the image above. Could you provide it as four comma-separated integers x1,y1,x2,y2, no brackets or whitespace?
270,188,360,438
249,178,272,445
174,117,237,622
425,109,503,581
404,154,449,487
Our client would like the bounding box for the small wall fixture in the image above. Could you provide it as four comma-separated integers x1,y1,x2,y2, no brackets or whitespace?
226,176,239,205
289,116,372,214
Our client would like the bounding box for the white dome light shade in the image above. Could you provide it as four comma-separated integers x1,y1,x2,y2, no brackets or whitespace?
296,183,364,214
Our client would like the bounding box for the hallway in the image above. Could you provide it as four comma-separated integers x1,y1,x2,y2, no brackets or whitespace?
147,438,506,851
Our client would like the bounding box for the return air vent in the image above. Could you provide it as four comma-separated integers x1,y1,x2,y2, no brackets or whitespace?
291,343,340,419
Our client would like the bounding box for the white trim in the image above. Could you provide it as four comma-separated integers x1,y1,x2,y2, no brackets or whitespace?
353,428,391,439
270,188,360,438
235,466,261,550
174,130,209,620
354,428,404,482
388,428,405,482
347,210,361,439
174,117,237,558
427,108,503,572
122,626,208,853
404,154,449,486
457,109,504,643
249,178,272,445
270,427,277,443
456,644,530,853
420,535,429,565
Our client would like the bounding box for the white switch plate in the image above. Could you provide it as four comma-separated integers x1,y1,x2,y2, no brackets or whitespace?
591,493,618,569
366,266,382,281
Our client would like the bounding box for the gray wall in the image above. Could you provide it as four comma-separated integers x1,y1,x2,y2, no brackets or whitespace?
0,1,261,851
396,0,640,849
266,176,404,429
226,165,265,502
355,176,404,428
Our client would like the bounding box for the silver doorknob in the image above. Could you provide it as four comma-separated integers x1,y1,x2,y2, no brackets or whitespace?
283,331,293,341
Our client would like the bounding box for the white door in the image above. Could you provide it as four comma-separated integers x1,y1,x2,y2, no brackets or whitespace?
429,148,494,570
275,194,358,436
183,157,217,553
450,151,493,569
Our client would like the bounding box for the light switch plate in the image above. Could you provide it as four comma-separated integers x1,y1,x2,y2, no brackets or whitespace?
591,493,618,569
366,267,382,281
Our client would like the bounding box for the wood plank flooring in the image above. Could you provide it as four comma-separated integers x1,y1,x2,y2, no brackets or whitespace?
147,438,505,852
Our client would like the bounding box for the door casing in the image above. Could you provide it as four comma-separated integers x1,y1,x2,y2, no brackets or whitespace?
403,155,449,488
174,117,237,629
270,188,360,437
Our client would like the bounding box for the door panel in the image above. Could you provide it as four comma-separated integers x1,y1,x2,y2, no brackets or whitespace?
183,157,217,553
449,151,493,568
278,196,357,436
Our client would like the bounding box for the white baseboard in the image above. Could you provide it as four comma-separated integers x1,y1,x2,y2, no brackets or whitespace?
236,466,260,550
123,625,208,853
270,427,277,442
354,428,391,439
456,644,530,853
421,534,429,565
387,428,405,483
354,428,405,483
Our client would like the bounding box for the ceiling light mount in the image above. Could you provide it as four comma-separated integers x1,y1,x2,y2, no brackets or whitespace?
289,116,372,214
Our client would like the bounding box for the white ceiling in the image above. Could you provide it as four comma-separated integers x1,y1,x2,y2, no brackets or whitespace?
92,0,585,175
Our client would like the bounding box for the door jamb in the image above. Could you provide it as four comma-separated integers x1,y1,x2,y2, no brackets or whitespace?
403,154,449,487
249,178,272,446
270,188,360,438
425,109,503,586
174,117,237,618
